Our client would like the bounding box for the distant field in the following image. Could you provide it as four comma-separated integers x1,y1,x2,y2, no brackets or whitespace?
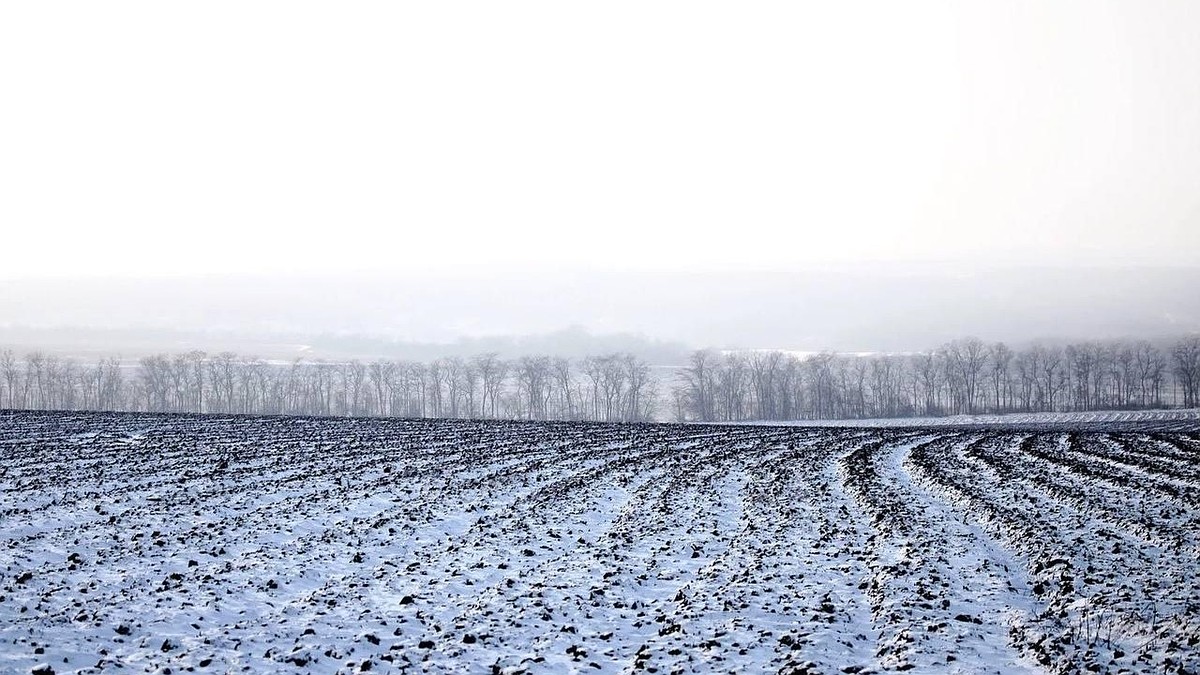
748,408,1200,428
2,411,1198,674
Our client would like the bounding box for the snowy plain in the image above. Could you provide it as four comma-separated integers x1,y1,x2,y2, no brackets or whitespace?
1,410,1198,674
746,408,1200,428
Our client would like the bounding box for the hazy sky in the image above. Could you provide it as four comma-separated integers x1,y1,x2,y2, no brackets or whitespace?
3,1,1198,281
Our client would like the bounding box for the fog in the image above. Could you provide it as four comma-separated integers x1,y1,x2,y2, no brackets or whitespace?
1,264,1196,362
2,2,1198,361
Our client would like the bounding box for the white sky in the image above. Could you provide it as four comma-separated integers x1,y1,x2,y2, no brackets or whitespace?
2,1,1198,280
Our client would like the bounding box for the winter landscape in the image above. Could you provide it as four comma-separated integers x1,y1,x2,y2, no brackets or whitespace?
3,410,1198,674
6,1,1200,673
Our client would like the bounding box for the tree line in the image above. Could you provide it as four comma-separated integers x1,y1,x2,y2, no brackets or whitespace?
2,335,1198,422
671,336,1200,422
0,350,658,422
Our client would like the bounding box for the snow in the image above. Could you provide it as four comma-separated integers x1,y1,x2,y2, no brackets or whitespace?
743,408,1200,428
1,411,1198,674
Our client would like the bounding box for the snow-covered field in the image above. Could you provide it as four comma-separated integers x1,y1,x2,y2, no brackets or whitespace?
749,408,1200,429
1,411,1198,674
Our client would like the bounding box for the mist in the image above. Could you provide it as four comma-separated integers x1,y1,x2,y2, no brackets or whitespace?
2,1,1199,362
1,263,1196,362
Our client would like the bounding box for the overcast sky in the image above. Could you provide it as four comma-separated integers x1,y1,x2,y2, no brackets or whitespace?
3,0,1198,280
1,2,1198,350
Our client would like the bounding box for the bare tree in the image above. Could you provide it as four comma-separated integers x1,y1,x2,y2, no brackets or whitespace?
669,384,689,423
1173,335,1200,408
24,352,46,409
942,337,986,414
515,355,552,420
367,360,396,416
1013,347,1039,412
1,349,20,409
1066,342,1099,411
1036,344,1065,412
682,349,719,422
461,359,481,418
1127,341,1165,407
715,352,748,421
623,353,651,422
912,352,941,416
551,357,576,420
986,342,1013,413
598,354,626,422
56,359,78,410
805,352,837,419
750,351,784,420
342,360,367,416
97,356,123,410
5,333,1194,421
138,354,170,411
472,353,506,419
869,357,900,418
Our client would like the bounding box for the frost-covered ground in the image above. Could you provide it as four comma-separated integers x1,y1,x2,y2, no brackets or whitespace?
749,408,1200,429
1,411,1198,674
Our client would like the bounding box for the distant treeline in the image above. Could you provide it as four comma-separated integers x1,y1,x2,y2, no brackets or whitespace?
0,351,658,422
672,336,1200,422
1,336,1198,422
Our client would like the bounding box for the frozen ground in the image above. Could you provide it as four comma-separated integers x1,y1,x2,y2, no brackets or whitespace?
1,411,1198,674
747,408,1200,429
